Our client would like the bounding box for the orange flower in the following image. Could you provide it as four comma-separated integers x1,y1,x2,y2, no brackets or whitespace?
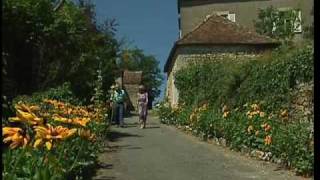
264,135,272,145
264,124,272,132
261,123,271,132
34,124,77,150
53,115,90,127
3,127,30,149
9,110,43,125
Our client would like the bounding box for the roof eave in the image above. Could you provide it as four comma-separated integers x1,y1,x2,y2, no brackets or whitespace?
163,41,280,73
164,43,179,73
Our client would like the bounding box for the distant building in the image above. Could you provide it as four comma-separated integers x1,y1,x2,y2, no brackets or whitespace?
122,70,143,112
113,70,142,114
177,0,313,40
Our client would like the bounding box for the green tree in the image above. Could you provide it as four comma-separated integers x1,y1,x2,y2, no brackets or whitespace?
2,0,119,103
255,6,301,42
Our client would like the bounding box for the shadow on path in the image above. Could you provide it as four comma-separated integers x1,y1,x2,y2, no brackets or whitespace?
106,130,142,142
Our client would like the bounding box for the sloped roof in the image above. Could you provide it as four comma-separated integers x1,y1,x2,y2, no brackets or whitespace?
177,14,278,45
164,14,279,72
123,70,142,84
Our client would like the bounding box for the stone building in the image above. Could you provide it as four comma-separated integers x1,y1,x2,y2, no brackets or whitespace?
164,14,279,107
122,70,143,112
113,70,142,113
177,0,313,40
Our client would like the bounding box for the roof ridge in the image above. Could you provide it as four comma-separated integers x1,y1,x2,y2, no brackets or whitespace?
177,13,218,43
178,12,275,44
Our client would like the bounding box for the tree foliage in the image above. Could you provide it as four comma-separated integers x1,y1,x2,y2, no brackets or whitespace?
2,0,119,103
255,6,301,42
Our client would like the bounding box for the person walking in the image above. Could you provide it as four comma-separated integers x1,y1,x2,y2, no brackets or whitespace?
114,83,126,127
137,85,148,129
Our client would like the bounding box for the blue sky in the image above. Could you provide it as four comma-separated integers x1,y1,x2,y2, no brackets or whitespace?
92,0,179,101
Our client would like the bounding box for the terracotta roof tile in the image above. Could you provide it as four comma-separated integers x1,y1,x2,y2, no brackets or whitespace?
177,14,278,45
123,70,142,84
164,14,280,72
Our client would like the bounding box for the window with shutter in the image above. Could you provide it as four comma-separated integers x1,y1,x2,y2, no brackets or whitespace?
228,13,236,22
294,10,302,33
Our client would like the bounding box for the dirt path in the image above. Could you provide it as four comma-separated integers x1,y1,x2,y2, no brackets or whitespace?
91,115,306,180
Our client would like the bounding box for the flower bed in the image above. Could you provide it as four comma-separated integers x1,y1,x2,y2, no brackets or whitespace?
157,102,313,177
2,98,109,179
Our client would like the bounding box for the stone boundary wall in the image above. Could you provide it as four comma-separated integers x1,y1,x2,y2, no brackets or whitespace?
290,81,314,133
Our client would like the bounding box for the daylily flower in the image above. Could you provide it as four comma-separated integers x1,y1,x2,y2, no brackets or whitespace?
251,104,260,111
261,123,272,132
78,129,96,141
264,135,272,145
222,111,230,118
15,103,40,113
259,112,265,117
255,131,259,136
9,110,43,125
3,127,30,149
265,124,271,132
34,124,77,150
53,115,90,127
280,110,288,118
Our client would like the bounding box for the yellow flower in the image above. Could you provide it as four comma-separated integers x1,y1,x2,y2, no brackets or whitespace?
15,102,40,113
34,124,77,150
9,110,43,125
280,110,288,118
250,111,259,116
251,104,260,111
222,111,230,118
259,112,265,118
255,131,259,136
247,125,254,133
53,115,90,127
264,135,272,145
3,127,30,149
78,129,96,141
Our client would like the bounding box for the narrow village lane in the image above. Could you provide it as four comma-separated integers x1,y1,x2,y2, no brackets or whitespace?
92,115,304,180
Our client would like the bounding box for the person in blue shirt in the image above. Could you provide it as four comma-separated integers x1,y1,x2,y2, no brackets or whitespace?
111,83,126,127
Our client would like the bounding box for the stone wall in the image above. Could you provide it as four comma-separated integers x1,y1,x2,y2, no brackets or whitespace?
290,81,314,132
